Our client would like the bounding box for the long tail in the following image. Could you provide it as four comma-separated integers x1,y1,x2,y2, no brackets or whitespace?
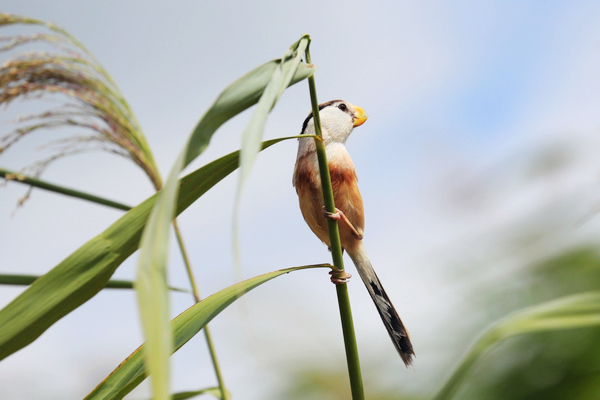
348,243,415,366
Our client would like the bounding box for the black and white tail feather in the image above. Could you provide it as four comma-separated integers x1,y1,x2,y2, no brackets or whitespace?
348,243,415,367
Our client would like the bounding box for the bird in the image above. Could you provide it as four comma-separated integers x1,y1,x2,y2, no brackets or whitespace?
292,100,415,366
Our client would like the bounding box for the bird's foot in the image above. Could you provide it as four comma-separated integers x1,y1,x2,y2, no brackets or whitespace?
329,268,352,285
321,206,363,240
322,206,342,220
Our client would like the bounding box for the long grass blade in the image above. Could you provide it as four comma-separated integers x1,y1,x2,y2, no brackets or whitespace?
0,168,132,211
230,38,309,279
182,57,314,168
0,137,294,361
86,264,331,400
136,147,184,400
238,37,309,186
0,273,187,292
432,291,600,400
134,44,314,399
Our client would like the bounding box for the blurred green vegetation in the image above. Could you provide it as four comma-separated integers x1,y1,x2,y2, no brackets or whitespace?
272,247,600,399
271,367,421,400
457,247,600,400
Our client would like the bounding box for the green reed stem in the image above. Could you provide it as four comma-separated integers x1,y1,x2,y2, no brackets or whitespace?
305,43,365,400
173,220,229,400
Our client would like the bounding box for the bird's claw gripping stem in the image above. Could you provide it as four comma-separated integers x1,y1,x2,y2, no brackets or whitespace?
329,268,352,285
322,206,363,240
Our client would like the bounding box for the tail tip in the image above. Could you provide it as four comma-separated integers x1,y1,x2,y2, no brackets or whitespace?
399,337,415,367
400,349,415,367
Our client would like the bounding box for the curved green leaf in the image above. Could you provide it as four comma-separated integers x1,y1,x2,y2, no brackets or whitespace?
0,137,294,361
232,37,310,279
183,53,315,167
86,264,331,400
433,291,600,400
134,37,315,399
238,37,309,187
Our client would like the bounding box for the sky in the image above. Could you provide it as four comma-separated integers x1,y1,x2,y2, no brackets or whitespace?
2,1,600,399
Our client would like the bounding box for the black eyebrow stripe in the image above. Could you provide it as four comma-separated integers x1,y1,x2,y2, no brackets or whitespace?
300,100,344,134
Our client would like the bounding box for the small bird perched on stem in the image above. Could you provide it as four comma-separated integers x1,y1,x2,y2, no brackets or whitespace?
293,100,415,366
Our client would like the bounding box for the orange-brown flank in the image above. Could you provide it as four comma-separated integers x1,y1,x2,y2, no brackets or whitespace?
294,153,364,253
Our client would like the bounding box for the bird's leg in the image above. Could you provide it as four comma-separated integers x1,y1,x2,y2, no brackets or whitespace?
329,267,352,284
322,206,363,240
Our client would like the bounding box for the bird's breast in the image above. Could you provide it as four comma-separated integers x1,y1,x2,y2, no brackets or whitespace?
294,149,365,251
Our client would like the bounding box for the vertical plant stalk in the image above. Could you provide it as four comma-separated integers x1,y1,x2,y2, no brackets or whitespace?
304,44,365,400
173,221,229,400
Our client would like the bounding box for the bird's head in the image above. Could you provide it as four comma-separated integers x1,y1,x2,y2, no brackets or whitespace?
301,100,368,143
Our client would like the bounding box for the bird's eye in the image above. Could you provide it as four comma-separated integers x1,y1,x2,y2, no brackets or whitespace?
338,103,347,111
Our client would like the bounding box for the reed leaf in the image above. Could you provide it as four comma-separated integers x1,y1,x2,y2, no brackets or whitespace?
231,37,309,277
0,273,187,292
86,265,330,400
238,36,308,186
0,167,133,211
0,137,294,361
134,38,314,399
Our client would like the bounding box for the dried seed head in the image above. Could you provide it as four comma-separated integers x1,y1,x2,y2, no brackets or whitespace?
0,13,162,193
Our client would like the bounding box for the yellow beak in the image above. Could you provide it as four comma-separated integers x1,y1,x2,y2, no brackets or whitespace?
353,106,368,127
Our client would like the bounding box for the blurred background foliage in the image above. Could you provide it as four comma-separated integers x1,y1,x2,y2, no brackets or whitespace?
456,247,600,400
272,249,600,400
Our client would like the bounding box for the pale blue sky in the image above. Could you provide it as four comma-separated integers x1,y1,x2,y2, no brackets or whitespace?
2,2,600,399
